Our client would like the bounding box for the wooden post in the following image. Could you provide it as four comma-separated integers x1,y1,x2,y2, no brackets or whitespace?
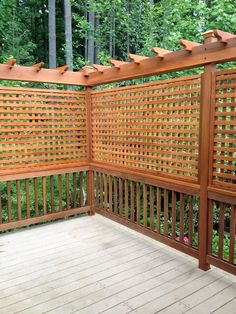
86,86,95,215
198,31,217,270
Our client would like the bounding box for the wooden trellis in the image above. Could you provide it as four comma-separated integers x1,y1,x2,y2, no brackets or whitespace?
0,29,236,276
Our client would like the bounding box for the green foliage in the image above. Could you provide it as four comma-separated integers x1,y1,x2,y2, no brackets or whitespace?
0,173,87,225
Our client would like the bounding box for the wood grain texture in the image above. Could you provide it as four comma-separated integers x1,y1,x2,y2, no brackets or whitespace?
0,87,87,175
212,69,236,190
91,76,200,181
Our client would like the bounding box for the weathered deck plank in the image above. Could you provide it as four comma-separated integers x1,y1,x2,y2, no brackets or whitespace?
0,215,235,314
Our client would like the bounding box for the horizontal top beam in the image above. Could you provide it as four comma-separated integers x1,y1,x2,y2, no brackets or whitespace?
86,37,236,86
0,33,236,86
0,64,88,86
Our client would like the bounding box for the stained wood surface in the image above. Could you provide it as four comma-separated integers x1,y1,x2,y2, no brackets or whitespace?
0,87,87,175
86,37,236,86
0,215,235,314
91,76,201,180
213,69,236,190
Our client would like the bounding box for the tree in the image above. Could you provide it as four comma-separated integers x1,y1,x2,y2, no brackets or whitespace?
87,1,95,64
48,0,56,68
64,0,73,70
0,0,36,64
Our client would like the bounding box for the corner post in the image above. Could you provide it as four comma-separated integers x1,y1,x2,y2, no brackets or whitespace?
86,86,95,215
198,31,217,270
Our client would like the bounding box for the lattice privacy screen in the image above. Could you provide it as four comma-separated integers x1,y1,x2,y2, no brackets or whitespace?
0,87,87,174
214,69,236,188
91,75,201,181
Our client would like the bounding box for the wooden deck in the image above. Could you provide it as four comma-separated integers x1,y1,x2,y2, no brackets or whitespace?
0,215,235,314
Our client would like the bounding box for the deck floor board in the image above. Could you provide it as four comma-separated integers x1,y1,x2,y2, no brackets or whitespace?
0,215,235,314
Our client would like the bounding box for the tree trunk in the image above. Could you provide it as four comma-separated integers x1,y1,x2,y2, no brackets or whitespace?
64,0,73,70
109,2,116,58
94,15,100,64
150,0,154,32
126,1,130,55
48,0,56,68
88,5,95,65
85,5,88,62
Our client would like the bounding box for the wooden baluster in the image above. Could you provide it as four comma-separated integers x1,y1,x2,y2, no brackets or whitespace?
164,189,169,236
104,174,108,210
208,200,214,256
80,172,84,207
172,191,176,239
25,179,30,219
94,172,98,208
218,202,225,259
229,205,236,264
131,181,134,222
50,176,55,212
180,193,185,242
143,183,147,227
150,186,154,231
100,173,103,209
136,182,140,224
87,170,94,214
109,175,113,212
125,179,129,219
16,180,22,220
119,178,123,216
34,178,39,217
58,175,63,211
7,181,12,222
73,173,77,208
114,177,118,214
42,177,47,215
157,187,161,234
188,195,194,246
0,190,2,224
66,173,70,210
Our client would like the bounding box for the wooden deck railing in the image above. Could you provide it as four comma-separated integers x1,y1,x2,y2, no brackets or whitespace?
0,168,90,232
93,169,199,259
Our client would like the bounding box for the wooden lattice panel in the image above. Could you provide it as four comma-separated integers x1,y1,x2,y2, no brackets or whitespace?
91,75,201,180
0,87,87,175
213,69,236,188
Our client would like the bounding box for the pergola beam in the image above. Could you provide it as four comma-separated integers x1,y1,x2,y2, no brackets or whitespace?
93,64,110,72
179,39,202,52
33,62,44,72
86,36,236,86
81,66,96,77
128,54,148,64
213,29,236,43
151,47,172,58
0,30,235,87
109,59,129,68
4,59,17,69
56,65,69,74
0,64,88,86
